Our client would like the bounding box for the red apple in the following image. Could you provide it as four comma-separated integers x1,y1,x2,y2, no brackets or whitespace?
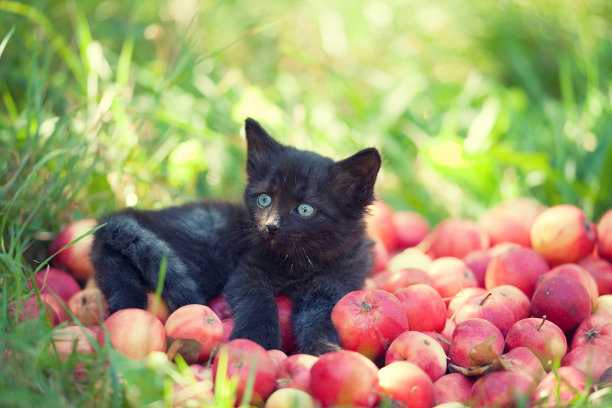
484,247,550,298
501,347,546,383
103,308,166,359
164,304,223,364
488,285,531,320
538,263,599,308
530,366,587,407
453,291,519,336
29,267,81,303
531,275,591,332
145,293,171,324
49,218,97,281
221,318,234,343
67,288,108,327
310,350,379,408
265,388,316,408
562,343,612,381
366,200,399,252
463,249,491,288
531,205,597,265
478,197,544,247
50,325,97,360
372,268,433,293
571,313,612,350
505,317,567,371
267,349,287,372
385,331,447,382
275,295,297,354
423,319,455,355
428,257,478,302
423,218,490,259
447,287,487,319
40,293,70,324
276,353,318,393
212,338,276,406
578,257,612,296
598,209,612,262
433,373,474,405
387,247,432,271
393,210,430,249
469,370,534,408
448,318,504,369
206,295,232,320
377,361,435,408
331,289,409,361
394,284,446,332
371,238,390,273
10,294,59,326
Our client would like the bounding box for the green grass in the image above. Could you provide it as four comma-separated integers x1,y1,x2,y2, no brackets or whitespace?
2,0,612,406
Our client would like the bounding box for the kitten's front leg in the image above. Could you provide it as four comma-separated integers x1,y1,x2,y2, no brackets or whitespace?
292,281,346,356
223,269,281,350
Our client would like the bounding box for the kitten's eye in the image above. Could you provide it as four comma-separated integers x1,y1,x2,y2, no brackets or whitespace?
257,193,272,208
296,203,315,218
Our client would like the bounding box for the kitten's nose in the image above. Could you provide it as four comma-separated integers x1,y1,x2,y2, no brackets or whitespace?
266,222,280,232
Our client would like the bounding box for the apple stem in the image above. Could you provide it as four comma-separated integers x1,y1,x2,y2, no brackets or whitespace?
480,292,493,306
438,336,453,346
537,315,547,331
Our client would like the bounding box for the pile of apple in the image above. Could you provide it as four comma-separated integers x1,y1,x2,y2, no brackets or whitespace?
12,199,612,407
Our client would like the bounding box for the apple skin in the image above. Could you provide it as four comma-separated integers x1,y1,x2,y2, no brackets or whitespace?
377,361,435,408
372,268,433,293
372,238,390,274
453,291,519,336
595,294,612,315
537,263,599,308
394,284,446,332
488,285,531,320
164,304,223,364
530,275,592,332
331,289,409,362
447,287,487,319
275,353,319,393
463,249,491,288
49,218,98,281
29,267,81,303
571,313,612,350
484,247,550,298
67,288,108,327
310,350,379,408
145,293,171,324
50,325,98,361
385,331,447,382
433,373,474,405
469,371,534,408
212,339,277,406
206,295,232,320
366,200,399,253
266,349,287,372
275,295,297,354
221,318,234,343
477,197,545,247
102,308,166,359
387,248,433,272
530,204,598,265
265,388,316,408
393,210,430,249
504,317,567,371
428,257,478,302
423,218,490,259
598,209,612,262
562,343,612,381
423,319,455,356
41,293,70,325
501,347,546,383
448,318,504,369
578,257,612,296
530,366,587,407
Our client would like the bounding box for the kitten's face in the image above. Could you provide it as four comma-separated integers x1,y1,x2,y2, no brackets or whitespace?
243,118,381,266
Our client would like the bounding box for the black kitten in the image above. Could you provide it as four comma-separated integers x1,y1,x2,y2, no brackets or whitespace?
91,118,381,355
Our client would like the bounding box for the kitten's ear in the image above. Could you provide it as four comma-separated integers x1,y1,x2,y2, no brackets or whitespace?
245,118,283,156
331,148,381,207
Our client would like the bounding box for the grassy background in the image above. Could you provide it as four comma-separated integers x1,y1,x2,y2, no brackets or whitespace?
1,0,612,406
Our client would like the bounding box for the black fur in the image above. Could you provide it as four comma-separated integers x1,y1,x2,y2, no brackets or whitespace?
91,118,381,355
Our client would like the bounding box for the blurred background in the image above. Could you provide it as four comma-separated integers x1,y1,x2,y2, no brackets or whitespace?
1,0,612,236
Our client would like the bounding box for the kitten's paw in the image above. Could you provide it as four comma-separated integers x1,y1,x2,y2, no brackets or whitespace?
301,340,342,356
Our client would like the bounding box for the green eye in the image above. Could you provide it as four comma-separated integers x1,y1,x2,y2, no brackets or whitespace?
257,194,272,208
296,203,315,218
